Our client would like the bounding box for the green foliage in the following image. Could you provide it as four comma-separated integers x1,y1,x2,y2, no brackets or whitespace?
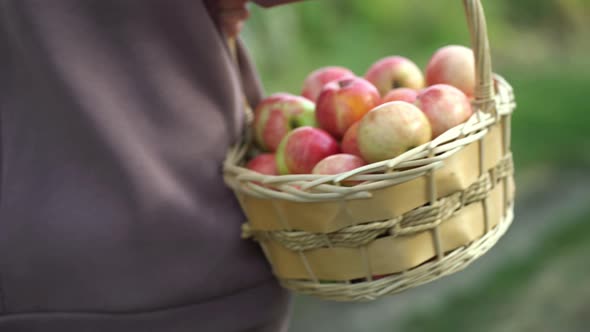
509,69,590,169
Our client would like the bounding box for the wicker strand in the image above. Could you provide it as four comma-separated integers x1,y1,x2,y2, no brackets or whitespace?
279,205,513,302
243,155,513,251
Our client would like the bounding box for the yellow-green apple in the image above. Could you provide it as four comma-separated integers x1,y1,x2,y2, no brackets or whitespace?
312,153,366,185
358,101,432,163
364,56,425,97
316,77,380,139
246,153,278,175
301,66,355,102
276,127,340,174
341,121,362,158
425,45,475,97
415,84,473,138
381,87,418,104
254,93,317,152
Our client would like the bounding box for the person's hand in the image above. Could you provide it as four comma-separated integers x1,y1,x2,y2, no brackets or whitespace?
205,0,250,38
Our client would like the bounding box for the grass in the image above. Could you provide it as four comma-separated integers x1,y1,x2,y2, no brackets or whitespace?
399,208,590,332
507,67,590,170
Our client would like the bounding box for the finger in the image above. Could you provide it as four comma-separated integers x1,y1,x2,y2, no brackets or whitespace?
224,20,245,38
219,7,250,23
221,10,249,38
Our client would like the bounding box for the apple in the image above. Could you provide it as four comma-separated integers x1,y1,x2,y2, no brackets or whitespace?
415,84,473,138
254,93,317,152
246,153,278,175
276,127,340,174
312,154,366,174
381,87,418,104
425,45,475,97
364,56,425,97
301,66,355,102
316,77,380,139
341,121,362,158
358,101,432,163
312,153,366,185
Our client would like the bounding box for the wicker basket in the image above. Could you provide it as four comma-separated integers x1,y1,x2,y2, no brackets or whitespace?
223,0,516,302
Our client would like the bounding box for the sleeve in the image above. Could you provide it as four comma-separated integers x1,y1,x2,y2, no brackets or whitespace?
251,0,304,8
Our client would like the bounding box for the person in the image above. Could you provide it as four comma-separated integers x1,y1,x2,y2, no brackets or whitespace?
0,0,301,331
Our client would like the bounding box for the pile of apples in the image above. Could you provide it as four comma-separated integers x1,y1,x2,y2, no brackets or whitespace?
246,45,475,181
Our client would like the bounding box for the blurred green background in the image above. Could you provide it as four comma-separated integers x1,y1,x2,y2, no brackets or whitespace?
242,1,590,331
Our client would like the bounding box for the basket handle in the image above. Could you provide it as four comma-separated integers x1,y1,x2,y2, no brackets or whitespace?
463,0,495,111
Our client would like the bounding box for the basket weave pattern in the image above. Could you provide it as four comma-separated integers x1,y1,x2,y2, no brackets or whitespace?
223,0,516,301
242,153,513,251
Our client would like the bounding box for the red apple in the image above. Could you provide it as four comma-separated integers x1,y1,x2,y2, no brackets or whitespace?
316,77,380,139
381,87,419,104
312,153,366,185
312,154,366,174
254,93,317,152
246,153,278,175
425,45,475,97
276,127,340,174
358,101,432,163
415,84,473,138
341,121,362,158
312,153,366,186
364,56,425,97
301,66,355,102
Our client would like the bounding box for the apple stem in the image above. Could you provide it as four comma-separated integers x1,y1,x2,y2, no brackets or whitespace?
338,79,353,88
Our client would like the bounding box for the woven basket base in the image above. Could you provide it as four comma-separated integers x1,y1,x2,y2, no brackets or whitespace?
280,205,513,302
